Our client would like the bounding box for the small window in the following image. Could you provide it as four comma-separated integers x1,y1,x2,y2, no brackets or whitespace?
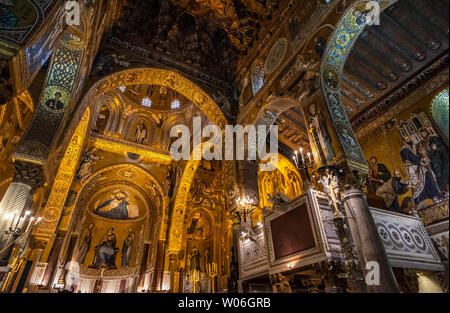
119,86,126,93
142,97,152,108
171,99,180,110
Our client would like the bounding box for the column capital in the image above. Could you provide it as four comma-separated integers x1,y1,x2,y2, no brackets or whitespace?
13,160,45,191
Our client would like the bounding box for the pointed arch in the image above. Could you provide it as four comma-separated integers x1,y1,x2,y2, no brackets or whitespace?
34,108,91,242
320,0,397,173
168,142,214,254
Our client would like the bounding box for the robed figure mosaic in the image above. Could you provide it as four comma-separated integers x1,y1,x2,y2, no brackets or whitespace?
93,191,139,220
76,223,94,265
400,135,440,205
90,228,119,269
121,229,135,267
45,92,64,110
369,157,392,194
376,169,410,213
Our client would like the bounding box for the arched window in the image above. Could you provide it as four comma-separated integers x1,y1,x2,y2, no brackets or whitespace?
118,86,126,93
431,88,449,141
142,97,152,108
251,61,265,96
171,99,180,110
94,105,110,133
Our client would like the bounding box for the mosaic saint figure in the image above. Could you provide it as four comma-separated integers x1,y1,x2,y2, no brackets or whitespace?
368,157,391,194
190,246,201,271
417,128,448,193
353,7,373,25
401,136,440,205
91,228,119,269
45,92,64,110
121,229,135,267
430,139,449,193
187,212,201,235
75,147,102,183
287,169,301,195
186,252,191,271
308,103,336,162
135,120,148,144
204,249,210,273
376,169,409,213
340,128,357,147
76,223,94,265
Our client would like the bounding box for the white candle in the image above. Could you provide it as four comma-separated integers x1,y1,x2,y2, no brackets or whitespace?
9,211,18,229
307,152,312,163
25,217,35,233
300,148,304,163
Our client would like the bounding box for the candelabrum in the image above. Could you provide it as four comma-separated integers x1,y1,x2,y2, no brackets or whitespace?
4,210,40,236
235,197,257,240
189,268,200,293
207,262,218,293
1,211,42,262
292,148,315,189
236,197,256,223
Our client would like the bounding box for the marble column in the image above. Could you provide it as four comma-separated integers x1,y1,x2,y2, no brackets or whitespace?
319,165,399,292
227,211,241,293
0,161,43,264
341,187,400,293
153,240,165,291
23,248,44,292
169,253,179,293
302,77,400,292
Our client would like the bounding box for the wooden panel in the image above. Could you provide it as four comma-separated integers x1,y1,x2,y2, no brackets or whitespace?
269,203,315,260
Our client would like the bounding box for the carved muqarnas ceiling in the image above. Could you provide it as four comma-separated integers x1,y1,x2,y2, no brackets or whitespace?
114,0,282,80
343,0,449,120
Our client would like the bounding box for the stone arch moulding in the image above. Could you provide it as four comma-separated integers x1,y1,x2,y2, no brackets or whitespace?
160,115,187,150
34,108,91,242
319,0,397,174
92,92,125,135
75,68,227,132
242,96,302,152
168,142,216,254
242,96,302,127
60,69,230,255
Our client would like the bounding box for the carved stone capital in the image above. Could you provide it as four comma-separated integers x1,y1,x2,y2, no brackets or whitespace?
13,160,44,191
